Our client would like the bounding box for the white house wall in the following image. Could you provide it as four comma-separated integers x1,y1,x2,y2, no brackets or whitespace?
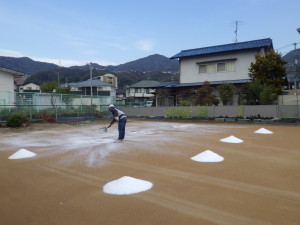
180,50,256,83
98,86,116,96
0,72,15,105
20,83,40,92
126,88,155,98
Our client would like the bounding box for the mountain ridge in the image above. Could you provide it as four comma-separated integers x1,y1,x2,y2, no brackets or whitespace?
0,54,179,75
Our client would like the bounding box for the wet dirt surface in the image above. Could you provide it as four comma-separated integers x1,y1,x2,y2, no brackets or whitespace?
0,120,299,225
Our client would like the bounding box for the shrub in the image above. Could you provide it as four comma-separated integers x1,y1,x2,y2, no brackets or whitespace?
179,100,192,106
6,114,29,127
198,106,209,118
165,107,193,119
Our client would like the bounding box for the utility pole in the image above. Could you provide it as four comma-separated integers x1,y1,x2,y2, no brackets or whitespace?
293,43,298,95
293,42,299,119
57,60,61,85
90,62,93,106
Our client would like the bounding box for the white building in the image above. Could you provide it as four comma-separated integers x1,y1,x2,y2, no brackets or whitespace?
67,79,116,105
171,38,273,84
19,83,41,92
0,67,25,106
156,38,274,106
126,80,159,105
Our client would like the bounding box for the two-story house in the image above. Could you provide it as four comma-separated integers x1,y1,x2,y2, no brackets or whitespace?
19,83,41,93
0,66,25,107
67,79,116,97
155,38,273,106
126,80,159,106
282,48,300,94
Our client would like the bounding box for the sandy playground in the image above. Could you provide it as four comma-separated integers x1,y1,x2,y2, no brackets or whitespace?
0,120,299,225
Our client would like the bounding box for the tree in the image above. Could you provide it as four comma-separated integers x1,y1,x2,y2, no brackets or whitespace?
240,80,263,105
57,86,73,108
249,50,287,95
194,81,219,106
40,81,59,92
259,84,277,104
240,81,277,105
218,83,235,105
155,88,172,106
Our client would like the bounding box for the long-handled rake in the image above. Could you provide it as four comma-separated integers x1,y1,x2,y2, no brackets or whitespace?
99,127,108,134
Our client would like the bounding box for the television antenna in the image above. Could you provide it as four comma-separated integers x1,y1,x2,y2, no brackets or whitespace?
233,20,242,43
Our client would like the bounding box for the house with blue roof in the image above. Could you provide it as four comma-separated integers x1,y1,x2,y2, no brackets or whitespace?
282,48,300,93
171,38,273,85
154,38,274,106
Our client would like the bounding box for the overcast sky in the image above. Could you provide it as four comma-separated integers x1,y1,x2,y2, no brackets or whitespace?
0,0,299,67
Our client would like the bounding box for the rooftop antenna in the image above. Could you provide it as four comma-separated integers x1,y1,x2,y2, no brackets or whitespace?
233,20,241,43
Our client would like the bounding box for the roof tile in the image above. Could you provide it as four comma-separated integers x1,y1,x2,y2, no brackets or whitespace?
170,38,273,59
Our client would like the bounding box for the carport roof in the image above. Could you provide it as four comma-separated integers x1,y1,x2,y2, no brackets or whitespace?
150,79,251,88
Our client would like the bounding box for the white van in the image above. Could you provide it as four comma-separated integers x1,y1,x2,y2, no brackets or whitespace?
145,101,153,107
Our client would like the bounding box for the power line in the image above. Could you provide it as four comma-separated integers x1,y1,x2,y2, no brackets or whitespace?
276,42,300,51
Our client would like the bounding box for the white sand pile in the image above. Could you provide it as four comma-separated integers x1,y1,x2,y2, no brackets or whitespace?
220,135,244,143
103,176,153,195
254,128,273,134
8,149,37,159
191,150,224,162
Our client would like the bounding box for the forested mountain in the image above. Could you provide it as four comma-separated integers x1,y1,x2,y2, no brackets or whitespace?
0,56,59,75
69,54,179,72
107,54,179,72
24,68,179,88
1,54,179,87
0,54,179,87
1,54,178,75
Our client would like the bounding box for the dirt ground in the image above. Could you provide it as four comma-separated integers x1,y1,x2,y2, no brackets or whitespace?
0,120,299,225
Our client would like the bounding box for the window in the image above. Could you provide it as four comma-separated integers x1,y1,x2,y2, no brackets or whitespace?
217,62,226,72
207,64,215,73
199,64,215,73
199,65,206,73
198,59,236,73
226,61,235,71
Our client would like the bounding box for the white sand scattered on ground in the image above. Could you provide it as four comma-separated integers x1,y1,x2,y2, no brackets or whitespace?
220,135,244,143
8,149,37,159
191,150,224,162
254,128,273,134
103,176,153,195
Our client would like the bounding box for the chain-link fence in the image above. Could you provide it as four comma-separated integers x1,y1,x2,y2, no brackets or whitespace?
0,91,116,122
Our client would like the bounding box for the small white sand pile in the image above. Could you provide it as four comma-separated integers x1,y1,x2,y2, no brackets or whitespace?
220,135,244,143
191,150,224,162
254,128,273,134
103,176,153,195
8,149,37,159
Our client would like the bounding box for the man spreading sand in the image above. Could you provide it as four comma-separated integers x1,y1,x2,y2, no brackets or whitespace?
107,104,127,143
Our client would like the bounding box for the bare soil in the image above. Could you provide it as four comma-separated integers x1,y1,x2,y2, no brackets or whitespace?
0,120,299,225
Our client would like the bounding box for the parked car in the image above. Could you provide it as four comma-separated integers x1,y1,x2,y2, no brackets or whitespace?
145,101,153,107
